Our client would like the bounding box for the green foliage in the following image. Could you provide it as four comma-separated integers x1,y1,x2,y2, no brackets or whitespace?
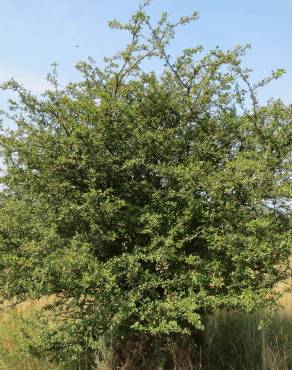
0,1,291,363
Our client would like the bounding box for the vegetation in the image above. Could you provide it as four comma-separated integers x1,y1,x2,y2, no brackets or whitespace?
0,300,62,370
0,1,291,368
0,298,291,369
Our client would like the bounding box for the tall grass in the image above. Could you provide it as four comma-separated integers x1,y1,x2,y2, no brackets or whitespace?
0,291,291,370
0,299,61,370
203,310,292,370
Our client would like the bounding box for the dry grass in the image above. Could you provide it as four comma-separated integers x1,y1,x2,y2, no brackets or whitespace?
278,277,292,313
0,298,61,370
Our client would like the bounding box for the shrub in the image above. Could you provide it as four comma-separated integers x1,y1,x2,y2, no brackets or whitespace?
0,1,291,364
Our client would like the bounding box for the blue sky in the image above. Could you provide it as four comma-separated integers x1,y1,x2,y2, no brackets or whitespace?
0,0,291,103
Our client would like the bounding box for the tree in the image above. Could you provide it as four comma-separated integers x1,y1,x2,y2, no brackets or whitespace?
0,1,291,366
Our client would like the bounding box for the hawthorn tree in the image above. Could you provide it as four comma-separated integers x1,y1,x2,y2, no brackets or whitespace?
0,1,291,366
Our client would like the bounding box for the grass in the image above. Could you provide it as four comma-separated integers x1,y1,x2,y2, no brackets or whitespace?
0,299,61,370
0,291,291,370
203,309,292,370
201,284,292,370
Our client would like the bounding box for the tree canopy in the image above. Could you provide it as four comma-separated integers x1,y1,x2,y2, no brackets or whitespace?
0,1,291,363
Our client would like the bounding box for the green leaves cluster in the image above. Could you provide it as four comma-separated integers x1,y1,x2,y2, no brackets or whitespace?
0,1,291,361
